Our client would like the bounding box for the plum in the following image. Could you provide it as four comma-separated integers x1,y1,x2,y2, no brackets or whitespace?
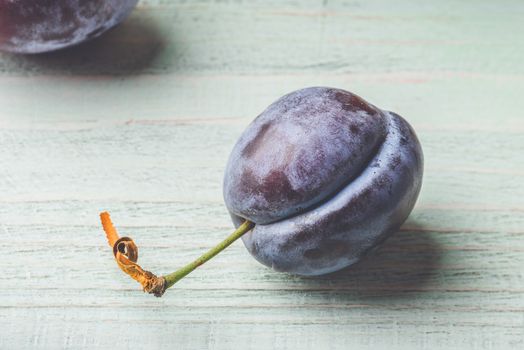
224,87,423,276
99,87,423,296
0,0,138,54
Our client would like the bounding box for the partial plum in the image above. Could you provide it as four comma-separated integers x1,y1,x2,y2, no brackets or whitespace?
0,0,138,54
224,87,423,276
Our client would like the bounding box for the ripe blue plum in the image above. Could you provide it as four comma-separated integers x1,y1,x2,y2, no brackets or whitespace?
0,0,138,54
224,87,423,276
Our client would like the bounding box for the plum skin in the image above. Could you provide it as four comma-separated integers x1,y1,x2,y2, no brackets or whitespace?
224,87,423,276
0,0,138,54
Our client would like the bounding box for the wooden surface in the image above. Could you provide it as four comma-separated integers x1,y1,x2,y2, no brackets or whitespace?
1,1,523,349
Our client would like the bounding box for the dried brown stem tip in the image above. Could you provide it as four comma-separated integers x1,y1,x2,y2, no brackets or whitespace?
100,212,166,297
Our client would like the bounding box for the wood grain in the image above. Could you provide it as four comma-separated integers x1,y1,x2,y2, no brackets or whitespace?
0,1,523,349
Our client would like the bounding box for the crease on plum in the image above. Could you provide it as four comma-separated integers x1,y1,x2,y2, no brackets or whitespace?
235,110,390,228
224,87,389,225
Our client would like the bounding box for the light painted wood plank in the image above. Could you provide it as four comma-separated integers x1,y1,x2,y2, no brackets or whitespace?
0,1,523,349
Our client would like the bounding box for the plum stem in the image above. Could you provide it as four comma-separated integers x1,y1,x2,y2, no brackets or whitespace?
101,212,254,297
163,220,255,289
